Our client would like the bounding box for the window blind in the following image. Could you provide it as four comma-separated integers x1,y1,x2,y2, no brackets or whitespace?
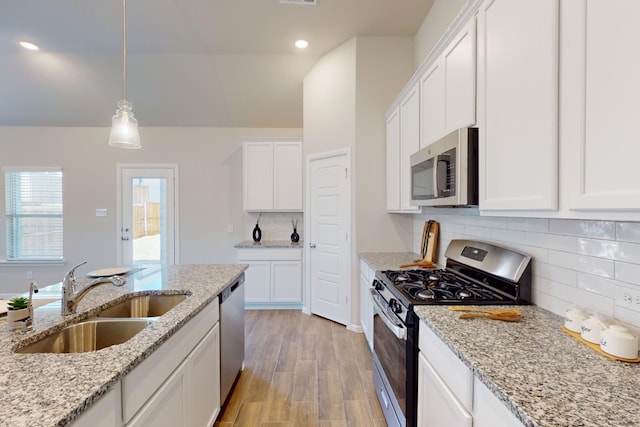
4,169,63,261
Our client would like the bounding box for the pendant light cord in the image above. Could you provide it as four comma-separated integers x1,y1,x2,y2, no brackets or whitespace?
122,0,128,101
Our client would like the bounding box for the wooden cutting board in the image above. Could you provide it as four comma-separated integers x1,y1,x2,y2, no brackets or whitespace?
400,220,439,268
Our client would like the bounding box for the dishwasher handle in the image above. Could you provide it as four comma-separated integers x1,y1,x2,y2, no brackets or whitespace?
220,273,245,303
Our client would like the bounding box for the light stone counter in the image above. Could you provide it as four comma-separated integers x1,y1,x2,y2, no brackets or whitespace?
234,240,303,249
0,263,247,427
360,252,421,271
415,305,640,427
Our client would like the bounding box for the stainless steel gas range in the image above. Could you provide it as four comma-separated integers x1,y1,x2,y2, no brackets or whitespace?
370,239,532,427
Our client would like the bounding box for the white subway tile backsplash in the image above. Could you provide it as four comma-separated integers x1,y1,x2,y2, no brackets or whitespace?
414,212,640,327
615,261,640,287
549,219,615,239
578,238,640,263
507,217,550,233
489,228,527,245
547,250,614,278
527,232,577,252
550,282,615,316
616,222,640,243
576,273,617,297
534,263,577,287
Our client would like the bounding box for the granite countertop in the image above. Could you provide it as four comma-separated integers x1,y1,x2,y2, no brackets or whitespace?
0,263,247,427
360,252,421,271
235,240,303,248
415,305,640,427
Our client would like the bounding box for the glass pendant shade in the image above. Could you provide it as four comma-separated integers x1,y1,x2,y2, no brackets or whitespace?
108,98,141,149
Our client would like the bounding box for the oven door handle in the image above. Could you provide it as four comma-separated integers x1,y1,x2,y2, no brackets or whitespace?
370,289,407,340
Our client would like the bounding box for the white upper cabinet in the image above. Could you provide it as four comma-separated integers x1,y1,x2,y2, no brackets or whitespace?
386,107,401,211
477,0,559,211
420,60,446,147
243,140,303,211
386,83,421,213
563,0,640,210
420,18,476,149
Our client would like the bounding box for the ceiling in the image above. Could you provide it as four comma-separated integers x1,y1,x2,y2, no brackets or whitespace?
0,0,433,128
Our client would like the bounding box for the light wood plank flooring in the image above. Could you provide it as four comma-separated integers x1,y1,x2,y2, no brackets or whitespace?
214,310,386,427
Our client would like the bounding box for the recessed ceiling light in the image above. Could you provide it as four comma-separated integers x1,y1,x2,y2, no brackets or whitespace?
19,41,40,51
295,40,309,49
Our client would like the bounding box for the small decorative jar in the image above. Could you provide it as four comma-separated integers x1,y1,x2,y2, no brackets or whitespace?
290,218,300,243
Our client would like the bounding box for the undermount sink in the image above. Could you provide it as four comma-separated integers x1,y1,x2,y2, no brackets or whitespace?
96,294,188,318
15,319,153,354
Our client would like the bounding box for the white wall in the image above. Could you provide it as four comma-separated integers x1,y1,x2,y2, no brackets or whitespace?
303,36,417,328
414,0,467,67
0,126,301,294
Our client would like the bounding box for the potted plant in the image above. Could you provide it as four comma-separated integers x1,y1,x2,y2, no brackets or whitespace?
7,296,30,330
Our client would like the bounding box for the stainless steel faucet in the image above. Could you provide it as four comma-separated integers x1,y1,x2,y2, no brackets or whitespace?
61,261,126,315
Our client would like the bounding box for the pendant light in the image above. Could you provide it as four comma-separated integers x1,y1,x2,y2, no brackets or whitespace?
108,0,141,149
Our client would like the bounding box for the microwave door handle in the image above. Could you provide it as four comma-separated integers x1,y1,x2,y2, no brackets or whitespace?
436,155,450,194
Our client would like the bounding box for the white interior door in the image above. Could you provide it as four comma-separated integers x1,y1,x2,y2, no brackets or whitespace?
308,151,350,325
118,165,177,266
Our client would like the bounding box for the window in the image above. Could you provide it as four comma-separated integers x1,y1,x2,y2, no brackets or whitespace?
4,168,63,261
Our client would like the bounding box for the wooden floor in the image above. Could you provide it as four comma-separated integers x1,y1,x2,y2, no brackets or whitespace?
214,310,386,427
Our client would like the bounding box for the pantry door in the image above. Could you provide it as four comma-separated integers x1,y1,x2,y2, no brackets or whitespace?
118,165,178,266
307,150,351,326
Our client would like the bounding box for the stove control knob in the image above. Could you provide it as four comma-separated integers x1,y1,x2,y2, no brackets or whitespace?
389,298,402,314
373,281,384,291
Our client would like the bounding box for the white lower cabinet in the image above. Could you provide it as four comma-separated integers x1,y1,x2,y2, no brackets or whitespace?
418,320,523,427
473,377,524,427
188,324,221,427
127,358,189,427
72,383,122,427
123,302,221,427
237,248,302,307
359,258,375,350
417,353,472,427
418,322,473,427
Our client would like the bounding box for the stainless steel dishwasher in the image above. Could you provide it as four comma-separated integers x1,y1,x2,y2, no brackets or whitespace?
219,273,245,405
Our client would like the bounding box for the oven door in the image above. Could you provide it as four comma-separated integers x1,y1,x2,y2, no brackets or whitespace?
370,289,407,427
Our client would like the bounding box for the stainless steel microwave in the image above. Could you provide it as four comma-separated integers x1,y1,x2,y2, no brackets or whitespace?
410,128,479,207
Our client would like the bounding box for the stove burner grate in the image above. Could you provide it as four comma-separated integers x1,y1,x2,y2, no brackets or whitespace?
385,269,505,302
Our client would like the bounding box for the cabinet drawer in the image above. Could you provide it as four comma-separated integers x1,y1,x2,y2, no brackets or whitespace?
419,321,473,412
237,248,302,261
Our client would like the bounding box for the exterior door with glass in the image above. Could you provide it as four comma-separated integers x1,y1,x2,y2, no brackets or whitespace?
118,165,177,266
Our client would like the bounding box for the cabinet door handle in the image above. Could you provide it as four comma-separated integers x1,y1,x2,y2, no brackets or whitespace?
309,243,316,248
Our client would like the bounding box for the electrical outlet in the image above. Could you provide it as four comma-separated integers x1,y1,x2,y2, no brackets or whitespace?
616,287,640,313
227,224,234,233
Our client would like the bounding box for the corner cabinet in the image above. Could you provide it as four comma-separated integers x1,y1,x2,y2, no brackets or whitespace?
243,140,303,212
386,83,421,213
477,0,559,211
237,247,302,308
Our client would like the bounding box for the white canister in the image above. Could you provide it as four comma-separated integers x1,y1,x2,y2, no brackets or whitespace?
564,308,588,333
580,314,611,344
600,325,639,359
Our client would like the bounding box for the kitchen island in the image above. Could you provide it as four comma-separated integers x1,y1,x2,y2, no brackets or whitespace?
0,264,246,427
